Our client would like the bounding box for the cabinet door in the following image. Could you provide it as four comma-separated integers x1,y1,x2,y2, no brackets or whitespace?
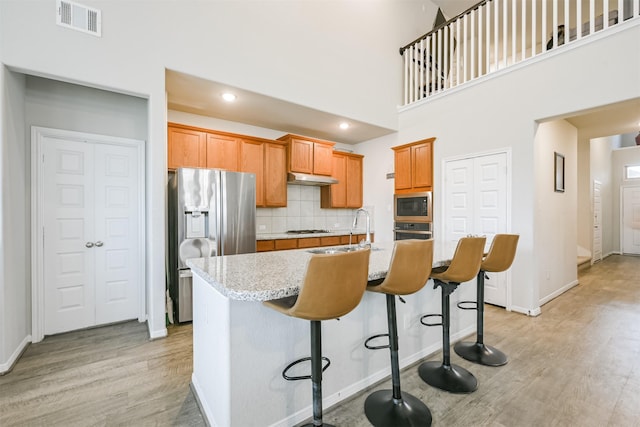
168,127,206,169
313,142,334,176
264,143,287,207
394,146,412,191
329,154,347,207
412,142,432,189
289,138,314,174
346,155,363,208
206,133,239,171
240,140,265,207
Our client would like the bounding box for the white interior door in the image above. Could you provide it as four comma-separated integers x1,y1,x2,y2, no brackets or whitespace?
444,152,509,307
43,138,96,335
474,154,508,306
444,158,474,244
39,131,141,336
622,186,640,255
94,143,141,324
593,180,603,262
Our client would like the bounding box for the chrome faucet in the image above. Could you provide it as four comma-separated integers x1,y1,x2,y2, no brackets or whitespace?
352,208,371,247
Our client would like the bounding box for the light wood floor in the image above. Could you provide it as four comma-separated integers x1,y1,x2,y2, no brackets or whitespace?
1,255,639,426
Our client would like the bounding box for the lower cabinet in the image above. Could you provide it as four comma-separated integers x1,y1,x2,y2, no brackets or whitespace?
257,234,374,252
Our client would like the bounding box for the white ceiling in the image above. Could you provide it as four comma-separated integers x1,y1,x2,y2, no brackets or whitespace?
561,98,640,139
165,70,396,145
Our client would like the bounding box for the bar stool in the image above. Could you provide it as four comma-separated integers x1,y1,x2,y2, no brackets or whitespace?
418,236,486,394
454,234,519,366
263,248,371,427
363,239,434,427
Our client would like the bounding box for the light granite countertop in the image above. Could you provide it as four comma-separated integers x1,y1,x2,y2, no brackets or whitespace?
256,229,373,240
187,240,454,302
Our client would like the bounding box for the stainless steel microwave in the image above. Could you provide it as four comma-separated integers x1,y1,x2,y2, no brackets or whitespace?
394,192,432,223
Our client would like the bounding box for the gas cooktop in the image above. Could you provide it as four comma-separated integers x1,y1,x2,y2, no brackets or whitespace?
286,229,331,235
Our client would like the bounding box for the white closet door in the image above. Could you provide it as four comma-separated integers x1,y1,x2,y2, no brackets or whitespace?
444,152,509,307
475,153,508,306
43,138,96,335
41,136,140,335
444,158,475,244
593,181,603,262
94,143,140,324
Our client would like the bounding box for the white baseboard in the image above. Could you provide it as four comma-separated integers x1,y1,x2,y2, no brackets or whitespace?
191,375,215,427
148,326,168,340
0,335,31,374
510,305,541,316
539,279,579,307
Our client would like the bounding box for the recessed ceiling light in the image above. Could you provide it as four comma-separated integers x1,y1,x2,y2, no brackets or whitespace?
222,92,237,102
339,122,350,130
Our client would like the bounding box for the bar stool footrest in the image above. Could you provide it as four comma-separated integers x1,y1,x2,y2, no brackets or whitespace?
456,300,478,310
282,356,331,381
418,360,477,394
454,341,508,367
364,389,432,427
364,333,390,350
420,313,443,327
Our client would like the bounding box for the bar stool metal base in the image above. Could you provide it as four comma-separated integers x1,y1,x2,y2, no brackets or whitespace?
365,390,432,427
299,423,335,427
454,341,507,367
418,361,477,394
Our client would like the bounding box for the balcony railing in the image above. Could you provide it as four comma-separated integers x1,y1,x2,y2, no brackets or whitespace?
400,0,640,106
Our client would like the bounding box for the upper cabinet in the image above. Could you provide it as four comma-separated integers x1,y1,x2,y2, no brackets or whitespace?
168,126,206,170
241,139,287,208
206,133,240,171
168,123,287,207
392,138,435,194
321,152,363,208
277,134,335,176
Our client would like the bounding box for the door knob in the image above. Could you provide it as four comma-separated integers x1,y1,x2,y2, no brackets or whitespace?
95,241,104,247
86,242,94,248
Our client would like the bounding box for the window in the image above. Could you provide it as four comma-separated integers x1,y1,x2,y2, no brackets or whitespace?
625,165,640,180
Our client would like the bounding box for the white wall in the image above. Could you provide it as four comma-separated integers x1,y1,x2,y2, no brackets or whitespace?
26,76,148,141
0,67,29,372
535,120,578,306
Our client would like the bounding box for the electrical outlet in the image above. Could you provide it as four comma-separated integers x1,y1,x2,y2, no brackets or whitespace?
258,225,266,231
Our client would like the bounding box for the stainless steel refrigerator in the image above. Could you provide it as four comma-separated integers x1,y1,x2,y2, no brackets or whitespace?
168,168,256,323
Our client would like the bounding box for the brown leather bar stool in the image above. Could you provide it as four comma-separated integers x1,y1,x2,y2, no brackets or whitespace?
418,236,486,394
454,234,519,366
363,239,434,427
263,248,371,427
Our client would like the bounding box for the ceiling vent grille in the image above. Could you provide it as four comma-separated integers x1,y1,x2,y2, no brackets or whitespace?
56,0,102,37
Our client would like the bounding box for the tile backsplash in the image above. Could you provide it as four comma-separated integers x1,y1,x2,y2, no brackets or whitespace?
256,185,374,234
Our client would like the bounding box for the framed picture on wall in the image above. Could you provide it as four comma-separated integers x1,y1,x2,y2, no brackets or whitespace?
554,152,565,193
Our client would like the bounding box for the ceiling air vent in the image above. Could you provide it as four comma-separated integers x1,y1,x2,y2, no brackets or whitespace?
56,0,102,37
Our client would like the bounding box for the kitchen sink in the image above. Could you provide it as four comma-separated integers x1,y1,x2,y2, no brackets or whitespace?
307,245,382,255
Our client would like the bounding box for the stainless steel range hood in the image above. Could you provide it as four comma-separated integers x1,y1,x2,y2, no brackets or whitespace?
287,172,338,186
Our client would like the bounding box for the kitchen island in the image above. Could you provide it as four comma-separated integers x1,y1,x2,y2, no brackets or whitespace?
187,241,476,427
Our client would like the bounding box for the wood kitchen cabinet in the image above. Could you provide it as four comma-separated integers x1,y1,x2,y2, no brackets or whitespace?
256,233,374,252
392,138,435,194
168,126,206,170
168,123,287,207
240,138,287,208
206,133,240,171
277,134,335,176
321,152,363,208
